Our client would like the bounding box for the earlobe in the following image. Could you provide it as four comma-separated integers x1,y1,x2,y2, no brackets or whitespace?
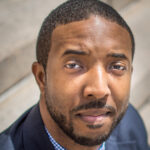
32,62,46,95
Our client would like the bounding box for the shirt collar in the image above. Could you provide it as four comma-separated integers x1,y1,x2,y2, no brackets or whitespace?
45,127,105,150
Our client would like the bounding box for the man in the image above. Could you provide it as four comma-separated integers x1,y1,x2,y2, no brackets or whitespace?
0,0,149,150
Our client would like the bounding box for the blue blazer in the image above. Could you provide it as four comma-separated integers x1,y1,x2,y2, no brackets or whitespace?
0,103,149,150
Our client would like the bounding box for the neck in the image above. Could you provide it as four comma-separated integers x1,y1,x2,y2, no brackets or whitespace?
39,98,101,150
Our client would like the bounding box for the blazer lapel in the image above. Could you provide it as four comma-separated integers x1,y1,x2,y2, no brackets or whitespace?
23,104,55,150
105,140,137,150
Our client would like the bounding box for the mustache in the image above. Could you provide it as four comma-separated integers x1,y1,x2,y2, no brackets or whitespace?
71,100,116,114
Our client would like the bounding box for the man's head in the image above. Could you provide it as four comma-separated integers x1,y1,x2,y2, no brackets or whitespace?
33,0,134,149
36,0,134,71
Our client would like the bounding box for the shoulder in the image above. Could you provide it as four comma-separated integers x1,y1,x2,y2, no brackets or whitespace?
0,105,34,150
118,104,148,141
0,104,55,150
0,132,15,150
106,104,150,150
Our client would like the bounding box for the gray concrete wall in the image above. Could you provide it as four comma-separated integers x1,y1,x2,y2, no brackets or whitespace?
0,0,65,94
102,0,138,10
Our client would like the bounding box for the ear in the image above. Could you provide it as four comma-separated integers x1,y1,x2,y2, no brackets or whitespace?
32,62,46,96
131,65,133,74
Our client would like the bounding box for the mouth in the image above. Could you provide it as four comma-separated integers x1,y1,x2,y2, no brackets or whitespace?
75,109,112,125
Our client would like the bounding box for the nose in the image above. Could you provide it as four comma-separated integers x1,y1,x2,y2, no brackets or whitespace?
83,65,110,100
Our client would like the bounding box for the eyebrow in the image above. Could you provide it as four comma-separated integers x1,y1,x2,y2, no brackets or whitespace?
107,53,129,60
62,49,88,57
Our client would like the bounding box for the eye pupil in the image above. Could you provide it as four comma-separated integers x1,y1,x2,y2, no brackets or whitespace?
65,63,80,69
69,63,76,68
112,65,125,70
109,64,127,76
71,63,76,67
114,65,121,69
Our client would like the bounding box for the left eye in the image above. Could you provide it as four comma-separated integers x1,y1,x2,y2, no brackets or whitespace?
109,63,127,76
111,65,126,70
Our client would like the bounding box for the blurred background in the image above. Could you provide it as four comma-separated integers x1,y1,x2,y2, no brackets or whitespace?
0,0,150,144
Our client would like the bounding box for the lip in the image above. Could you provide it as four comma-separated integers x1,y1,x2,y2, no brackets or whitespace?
75,109,112,124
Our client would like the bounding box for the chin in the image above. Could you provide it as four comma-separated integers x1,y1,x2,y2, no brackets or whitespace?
69,111,126,146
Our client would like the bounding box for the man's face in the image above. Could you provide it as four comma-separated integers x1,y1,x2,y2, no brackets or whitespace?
45,16,132,146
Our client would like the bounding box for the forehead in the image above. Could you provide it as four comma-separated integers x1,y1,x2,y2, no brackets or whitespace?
50,15,132,56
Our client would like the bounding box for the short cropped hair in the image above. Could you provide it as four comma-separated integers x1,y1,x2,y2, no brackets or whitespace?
36,0,135,71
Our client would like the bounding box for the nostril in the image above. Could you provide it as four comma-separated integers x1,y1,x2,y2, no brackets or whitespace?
88,94,93,97
106,111,111,115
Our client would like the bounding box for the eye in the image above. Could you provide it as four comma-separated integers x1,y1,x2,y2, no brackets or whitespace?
111,65,126,70
109,63,127,76
64,60,83,71
65,63,80,69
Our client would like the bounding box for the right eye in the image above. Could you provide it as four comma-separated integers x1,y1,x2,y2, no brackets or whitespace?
64,60,84,73
65,62,81,69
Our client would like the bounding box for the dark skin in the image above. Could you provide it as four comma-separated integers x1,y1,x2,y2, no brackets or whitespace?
32,16,132,150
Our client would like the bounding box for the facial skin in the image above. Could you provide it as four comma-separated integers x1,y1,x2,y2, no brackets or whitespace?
32,15,132,150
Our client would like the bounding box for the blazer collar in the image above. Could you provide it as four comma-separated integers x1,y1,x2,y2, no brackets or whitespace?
105,140,137,150
105,122,137,150
22,104,55,150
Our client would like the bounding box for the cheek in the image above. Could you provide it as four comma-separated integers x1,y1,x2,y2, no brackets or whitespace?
46,57,79,114
46,72,83,113
110,75,131,111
